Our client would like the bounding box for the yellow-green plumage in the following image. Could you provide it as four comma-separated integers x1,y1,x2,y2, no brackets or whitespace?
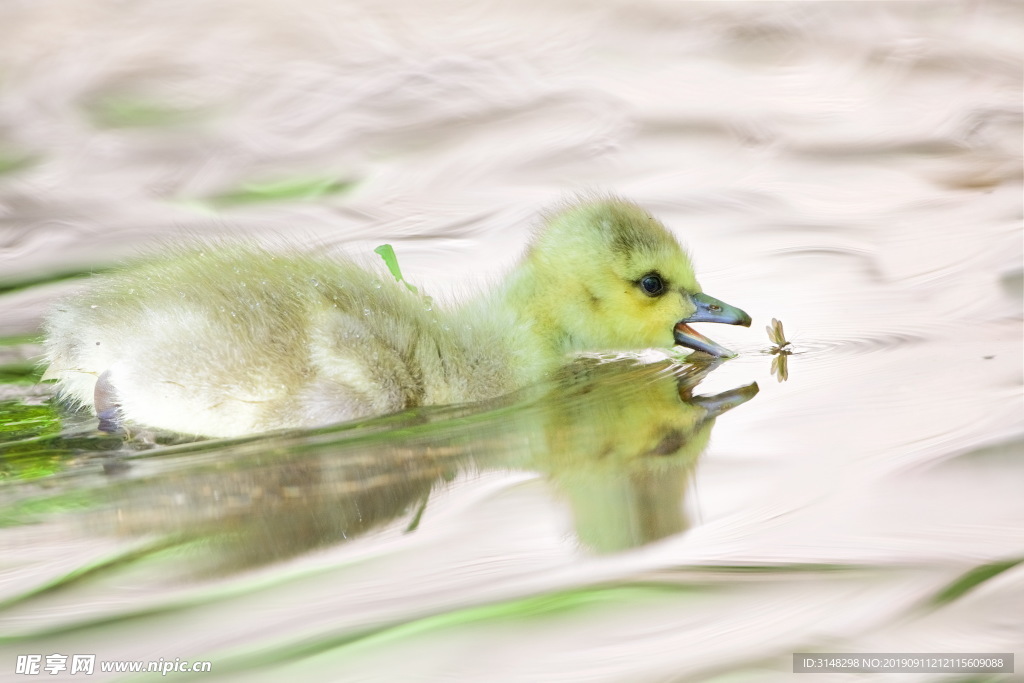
42,197,748,437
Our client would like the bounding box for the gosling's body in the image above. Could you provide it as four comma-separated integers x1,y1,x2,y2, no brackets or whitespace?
45,249,537,435
43,198,750,437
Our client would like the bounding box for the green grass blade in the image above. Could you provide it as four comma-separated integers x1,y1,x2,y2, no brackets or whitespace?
929,557,1024,606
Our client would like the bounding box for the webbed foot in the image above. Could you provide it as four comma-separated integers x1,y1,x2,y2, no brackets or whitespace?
94,369,123,433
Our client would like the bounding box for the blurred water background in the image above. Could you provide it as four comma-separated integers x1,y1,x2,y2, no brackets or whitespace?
1,1,1022,681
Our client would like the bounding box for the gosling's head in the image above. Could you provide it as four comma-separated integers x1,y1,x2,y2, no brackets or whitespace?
524,197,751,357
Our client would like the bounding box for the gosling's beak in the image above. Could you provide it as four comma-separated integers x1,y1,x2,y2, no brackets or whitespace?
674,293,752,358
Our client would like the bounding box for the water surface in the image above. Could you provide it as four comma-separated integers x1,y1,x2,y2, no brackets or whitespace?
1,1,1022,681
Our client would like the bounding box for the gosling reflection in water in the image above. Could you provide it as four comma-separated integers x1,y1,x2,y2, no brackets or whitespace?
96,359,756,572
541,359,757,552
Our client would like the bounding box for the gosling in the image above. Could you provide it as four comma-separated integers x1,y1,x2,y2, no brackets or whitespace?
42,198,751,437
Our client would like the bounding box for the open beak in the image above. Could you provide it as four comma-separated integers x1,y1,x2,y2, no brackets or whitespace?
673,293,752,358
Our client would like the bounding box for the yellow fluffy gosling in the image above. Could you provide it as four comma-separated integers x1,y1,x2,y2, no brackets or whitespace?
42,198,751,437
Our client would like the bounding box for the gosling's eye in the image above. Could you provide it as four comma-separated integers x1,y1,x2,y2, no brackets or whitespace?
639,274,665,296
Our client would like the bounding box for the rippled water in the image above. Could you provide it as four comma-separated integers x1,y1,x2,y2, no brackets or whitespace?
1,1,1022,681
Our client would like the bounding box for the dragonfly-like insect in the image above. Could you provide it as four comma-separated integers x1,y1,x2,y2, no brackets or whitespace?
766,318,793,382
